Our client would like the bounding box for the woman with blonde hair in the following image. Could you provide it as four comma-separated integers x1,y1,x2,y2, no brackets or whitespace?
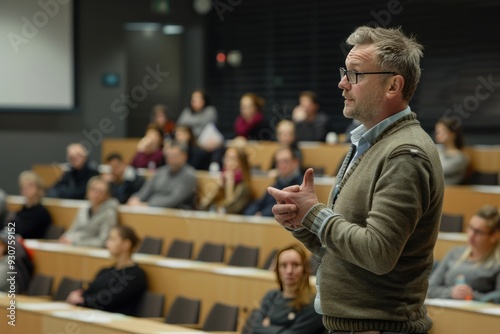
59,176,118,247
243,244,324,333
199,146,253,214
6,171,52,239
428,205,500,302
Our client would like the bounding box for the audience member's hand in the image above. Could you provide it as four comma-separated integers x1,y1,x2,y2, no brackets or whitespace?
268,168,319,229
137,136,154,153
101,173,115,183
127,197,148,207
451,284,473,300
59,235,72,244
66,289,84,305
262,317,270,327
292,105,306,122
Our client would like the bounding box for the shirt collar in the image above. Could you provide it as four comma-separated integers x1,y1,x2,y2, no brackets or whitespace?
350,106,412,148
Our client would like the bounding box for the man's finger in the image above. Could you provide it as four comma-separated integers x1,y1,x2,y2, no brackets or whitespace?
300,168,315,191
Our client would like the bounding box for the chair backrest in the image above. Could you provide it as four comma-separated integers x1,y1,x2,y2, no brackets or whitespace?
136,236,163,255
201,302,239,331
261,248,278,270
165,296,201,324
53,277,82,301
166,239,193,259
466,171,499,186
135,291,165,318
26,274,53,296
196,242,225,263
43,225,65,239
228,245,259,267
440,213,464,233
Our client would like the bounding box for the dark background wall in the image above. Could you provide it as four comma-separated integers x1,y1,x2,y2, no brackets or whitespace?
0,0,499,194
205,0,500,138
0,0,205,194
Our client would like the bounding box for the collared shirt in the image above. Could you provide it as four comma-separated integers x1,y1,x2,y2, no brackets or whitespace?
348,107,412,171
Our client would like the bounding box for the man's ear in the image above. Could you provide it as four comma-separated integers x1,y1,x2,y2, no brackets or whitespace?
387,75,405,98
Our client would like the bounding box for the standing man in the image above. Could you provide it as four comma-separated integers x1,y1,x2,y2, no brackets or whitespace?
268,26,444,334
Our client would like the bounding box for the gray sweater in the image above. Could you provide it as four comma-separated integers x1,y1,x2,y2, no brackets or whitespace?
294,113,444,332
64,198,119,247
428,246,500,301
176,106,218,138
133,164,197,208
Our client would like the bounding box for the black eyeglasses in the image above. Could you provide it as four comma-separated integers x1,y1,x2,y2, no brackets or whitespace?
339,67,397,84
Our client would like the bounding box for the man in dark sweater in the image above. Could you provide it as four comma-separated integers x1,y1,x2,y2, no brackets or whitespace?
244,147,302,217
46,143,99,199
269,26,444,334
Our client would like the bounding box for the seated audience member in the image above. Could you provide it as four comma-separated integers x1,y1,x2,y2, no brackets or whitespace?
0,234,8,292
242,244,325,334
103,153,145,204
127,142,197,208
130,124,165,170
173,125,211,170
177,89,218,139
66,225,147,315
434,117,469,185
199,147,253,214
59,176,118,247
428,205,500,302
46,143,99,199
5,171,52,239
150,103,176,140
245,147,302,217
271,120,303,170
234,93,266,140
292,91,330,142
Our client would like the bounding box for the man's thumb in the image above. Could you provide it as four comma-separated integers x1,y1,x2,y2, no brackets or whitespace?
300,168,315,190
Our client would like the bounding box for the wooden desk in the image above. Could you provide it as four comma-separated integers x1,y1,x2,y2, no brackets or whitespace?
0,293,218,334
101,138,141,165
32,163,65,188
426,299,500,334
442,185,500,231
299,142,350,176
464,145,500,177
6,195,465,262
23,240,276,332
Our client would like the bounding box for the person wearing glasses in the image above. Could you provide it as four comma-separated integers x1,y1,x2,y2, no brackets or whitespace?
427,205,500,302
268,26,444,334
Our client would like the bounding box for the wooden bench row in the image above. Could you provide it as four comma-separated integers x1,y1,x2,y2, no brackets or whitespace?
19,240,500,334
7,194,468,262
100,137,500,177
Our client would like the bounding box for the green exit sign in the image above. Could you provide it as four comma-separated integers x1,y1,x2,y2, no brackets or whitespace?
151,0,170,14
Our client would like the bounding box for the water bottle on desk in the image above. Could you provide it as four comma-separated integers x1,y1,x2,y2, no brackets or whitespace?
455,274,473,300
